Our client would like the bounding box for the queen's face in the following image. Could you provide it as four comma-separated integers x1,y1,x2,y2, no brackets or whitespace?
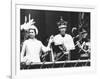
59,27,66,35
29,29,36,39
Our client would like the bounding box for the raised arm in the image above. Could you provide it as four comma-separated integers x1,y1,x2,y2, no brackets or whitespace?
41,35,54,52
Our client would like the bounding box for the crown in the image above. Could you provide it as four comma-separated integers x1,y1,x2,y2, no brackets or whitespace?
57,16,68,26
